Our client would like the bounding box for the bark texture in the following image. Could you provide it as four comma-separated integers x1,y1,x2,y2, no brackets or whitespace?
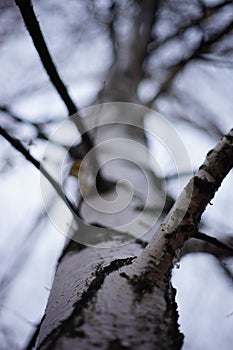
35,1,233,349
37,125,233,350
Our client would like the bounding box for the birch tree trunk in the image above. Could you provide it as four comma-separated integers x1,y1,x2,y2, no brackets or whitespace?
35,1,233,349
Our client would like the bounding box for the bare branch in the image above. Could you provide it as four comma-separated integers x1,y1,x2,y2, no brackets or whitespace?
182,234,233,258
0,105,62,126
217,259,233,284
136,129,233,276
165,170,195,181
170,91,224,138
0,105,68,148
148,3,233,106
192,231,233,254
0,125,80,218
200,20,233,54
196,54,233,67
15,0,93,152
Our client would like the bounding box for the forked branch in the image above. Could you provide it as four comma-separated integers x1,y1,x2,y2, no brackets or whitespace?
136,129,233,277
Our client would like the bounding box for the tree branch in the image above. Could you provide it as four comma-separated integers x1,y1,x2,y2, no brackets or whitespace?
0,125,80,218
0,105,62,126
182,234,233,258
15,0,93,152
14,0,115,192
170,91,224,138
148,0,232,53
192,231,233,254
0,105,69,148
147,2,233,106
217,259,233,284
136,128,233,277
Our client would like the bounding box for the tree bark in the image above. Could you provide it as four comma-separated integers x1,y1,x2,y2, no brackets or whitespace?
35,1,233,349
36,122,233,350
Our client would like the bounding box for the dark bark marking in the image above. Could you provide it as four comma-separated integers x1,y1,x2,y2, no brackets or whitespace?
164,278,184,349
38,257,136,349
107,339,130,350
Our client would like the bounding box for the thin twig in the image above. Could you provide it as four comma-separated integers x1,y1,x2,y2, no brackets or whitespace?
215,258,233,283
0,105,62,126
148,0,232,53
192,231,233,255
0,125,80,218
170,91,223,138
196,54,233,68
0,105,69,149
147,4,233,106
165,170,195,181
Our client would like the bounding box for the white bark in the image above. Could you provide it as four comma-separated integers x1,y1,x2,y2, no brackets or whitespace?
35,0,233,347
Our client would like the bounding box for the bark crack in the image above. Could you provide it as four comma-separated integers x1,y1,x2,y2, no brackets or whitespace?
38,257,136,349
